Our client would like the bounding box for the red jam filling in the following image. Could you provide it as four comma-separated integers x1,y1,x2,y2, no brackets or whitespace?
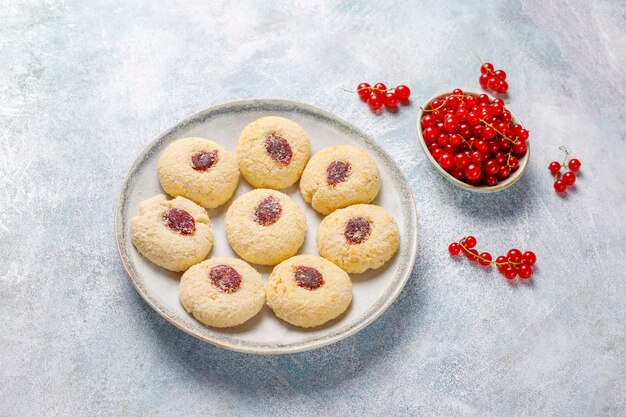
191,150,219,171
163,208,195,235
254,196,282,226
344,217,371,244
326,161,351,186
264,135,292,166
209,265,242,294
293,266,324,290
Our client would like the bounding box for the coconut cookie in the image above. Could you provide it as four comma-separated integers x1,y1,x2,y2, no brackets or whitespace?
266,255,352,328
299,145,380,215
225,189,306,266
157,137,239,208
130,194,213,272
317,204,399,273
236,116,310,189
179,257,265,328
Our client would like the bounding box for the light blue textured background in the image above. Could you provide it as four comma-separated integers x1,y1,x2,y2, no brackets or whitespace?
1,1,625,416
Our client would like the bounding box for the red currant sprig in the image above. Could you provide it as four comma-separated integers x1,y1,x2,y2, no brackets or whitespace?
549,146,581,193
354,82,411,111
448,236,536,280
479,62,508,94
420,89,528,187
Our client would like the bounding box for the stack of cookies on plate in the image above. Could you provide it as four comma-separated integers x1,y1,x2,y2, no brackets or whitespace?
131,116,399,329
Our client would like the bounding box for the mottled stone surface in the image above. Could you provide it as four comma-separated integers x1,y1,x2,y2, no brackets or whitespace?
1,1,625,416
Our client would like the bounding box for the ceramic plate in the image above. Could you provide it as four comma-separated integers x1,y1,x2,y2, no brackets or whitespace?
115,99,418,354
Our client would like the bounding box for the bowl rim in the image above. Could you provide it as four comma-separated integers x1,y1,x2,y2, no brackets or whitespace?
416,90,529,193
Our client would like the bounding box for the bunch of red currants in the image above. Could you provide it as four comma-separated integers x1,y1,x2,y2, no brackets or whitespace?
479,62,508,94
449,236,536,280
421,89,529,187
356,83,411,111
549,146,581,193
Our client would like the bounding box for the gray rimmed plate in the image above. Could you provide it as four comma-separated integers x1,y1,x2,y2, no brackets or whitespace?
115,99,418,354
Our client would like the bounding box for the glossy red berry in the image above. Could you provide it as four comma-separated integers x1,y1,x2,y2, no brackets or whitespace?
507,249,523,264
463,236,477,248
481,63,494,74
494,69,506,80
518,264,532,279
522,251,536,266
465,163,481,181
478,252,492,266
373,83,387,95
357,83,372,99
395,85,411,101
568,159,581,172
562,171,576,186
466,248,479,261
384,92,399,108
495,256,508,270
449,242,461,256
554,179,566,193
496,81,508,94
438,153,454,170
367,94,383,110
549,161,562,175
501,265,517,279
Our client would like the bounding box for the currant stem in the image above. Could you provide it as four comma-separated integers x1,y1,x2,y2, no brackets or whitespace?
458,237,523,267
554,146,572,180
480,118,519,144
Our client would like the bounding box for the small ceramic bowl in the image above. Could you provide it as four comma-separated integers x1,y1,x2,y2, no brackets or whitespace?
416,90,529,192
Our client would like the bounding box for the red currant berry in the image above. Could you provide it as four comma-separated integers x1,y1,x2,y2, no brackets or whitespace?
451,167,465,180
512,140,527,156
481,160,497,176
430,99,442,110
373,83,387,95
568,159,581,172
438,153,454,170
507,249,523,263
422,114,436,129
496,81,508,94
423,127,438,143
501,265,517,279
508,156,519,171
518,264,532,279
479,73,490,88
554,179,566,193
446,95,460,109
478,252,492,266
502,110,512,123
463,236,477,248
485,175,498,186
384,92,399,108
562,171,576,186
549,161,562,175
477,94,490,104
522,251,536,266
465,163,481,181
449,134,462,147
466,248,479,261
494,69,506,80
487,77,500,90
481,63,494,74
465,96,478,108
495,256,508,270
357,83,372,99
448,242,461,256
395,85,411,101
431,147,443,161
497,165,511,180
444,116,457,133
454,153,470,170
437,133,449,147
367,94,383,110
481,126,496,140
518,129,529,141
470,151,484,164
